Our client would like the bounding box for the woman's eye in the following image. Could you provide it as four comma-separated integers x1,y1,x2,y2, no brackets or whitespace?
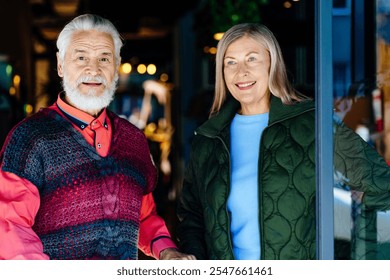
248,56,256,62
226,60,236,66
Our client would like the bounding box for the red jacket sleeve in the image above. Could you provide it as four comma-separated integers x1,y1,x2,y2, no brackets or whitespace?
0,170,49,260
138,193,178,259
0,170,177,260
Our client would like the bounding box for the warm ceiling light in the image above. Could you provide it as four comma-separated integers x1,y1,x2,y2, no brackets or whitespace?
137,64,147,74
52,0,79,17
41,28,61,41
147,64,157,75
209,47,217,54
283,1,293,8
160,73,169,82
121,63,132,74
213,32,224,41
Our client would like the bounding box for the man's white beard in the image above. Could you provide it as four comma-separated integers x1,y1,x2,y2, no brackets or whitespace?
62,73,118,113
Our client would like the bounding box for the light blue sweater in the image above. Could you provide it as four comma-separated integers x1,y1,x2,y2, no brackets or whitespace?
228,112,269,260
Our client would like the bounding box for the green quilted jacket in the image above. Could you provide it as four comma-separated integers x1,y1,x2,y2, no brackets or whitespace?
176,95,390,260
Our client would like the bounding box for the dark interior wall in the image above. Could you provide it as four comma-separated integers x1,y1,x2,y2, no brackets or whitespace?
0,0,33,102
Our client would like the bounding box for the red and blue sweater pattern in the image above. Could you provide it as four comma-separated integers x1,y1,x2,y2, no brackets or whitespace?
0,108,157,259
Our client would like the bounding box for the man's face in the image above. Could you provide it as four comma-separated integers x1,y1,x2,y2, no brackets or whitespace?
57,30,118,115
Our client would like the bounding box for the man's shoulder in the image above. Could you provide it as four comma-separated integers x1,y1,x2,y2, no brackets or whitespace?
4,108,63,145
107,111,141,129
14,107,58,128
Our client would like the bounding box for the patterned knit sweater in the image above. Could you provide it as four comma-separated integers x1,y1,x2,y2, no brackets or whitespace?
0,108,157,259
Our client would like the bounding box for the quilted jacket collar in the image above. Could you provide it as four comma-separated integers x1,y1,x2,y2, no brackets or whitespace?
195,95,315,137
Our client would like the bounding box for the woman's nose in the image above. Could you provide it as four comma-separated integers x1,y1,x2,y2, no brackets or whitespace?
238,64,248,76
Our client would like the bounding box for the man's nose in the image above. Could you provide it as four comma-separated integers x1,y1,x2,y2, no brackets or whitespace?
86,60,100,75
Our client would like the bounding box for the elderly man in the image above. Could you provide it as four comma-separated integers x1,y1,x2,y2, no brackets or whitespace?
0,14,195,260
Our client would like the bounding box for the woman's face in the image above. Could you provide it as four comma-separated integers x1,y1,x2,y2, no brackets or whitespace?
223,35,271,115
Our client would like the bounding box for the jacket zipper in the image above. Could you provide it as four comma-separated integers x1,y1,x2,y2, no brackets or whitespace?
215,134,235,259
198,131,235,259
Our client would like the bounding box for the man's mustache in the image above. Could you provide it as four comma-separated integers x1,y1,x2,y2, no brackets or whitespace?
76,76,107,86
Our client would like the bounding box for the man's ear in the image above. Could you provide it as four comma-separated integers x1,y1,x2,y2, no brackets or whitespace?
116,58,121,74
56,52,64,77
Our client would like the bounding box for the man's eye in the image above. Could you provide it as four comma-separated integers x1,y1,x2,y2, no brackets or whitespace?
77,56,86,61
99,57,109,62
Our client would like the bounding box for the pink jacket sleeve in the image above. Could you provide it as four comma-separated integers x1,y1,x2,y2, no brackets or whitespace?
0,170,49,260
138,193,178,259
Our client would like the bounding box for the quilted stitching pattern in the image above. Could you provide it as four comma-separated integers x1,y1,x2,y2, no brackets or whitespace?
177,97,390,260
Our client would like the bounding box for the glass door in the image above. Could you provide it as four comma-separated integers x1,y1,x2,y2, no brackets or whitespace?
331,0,390,260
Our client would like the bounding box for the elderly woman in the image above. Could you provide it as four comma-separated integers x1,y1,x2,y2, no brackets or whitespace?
176,23,390,260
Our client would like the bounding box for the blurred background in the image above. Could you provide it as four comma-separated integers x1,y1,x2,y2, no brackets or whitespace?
1,0,390,259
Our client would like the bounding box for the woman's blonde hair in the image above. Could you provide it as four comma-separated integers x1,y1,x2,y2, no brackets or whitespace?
210,23,308,116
